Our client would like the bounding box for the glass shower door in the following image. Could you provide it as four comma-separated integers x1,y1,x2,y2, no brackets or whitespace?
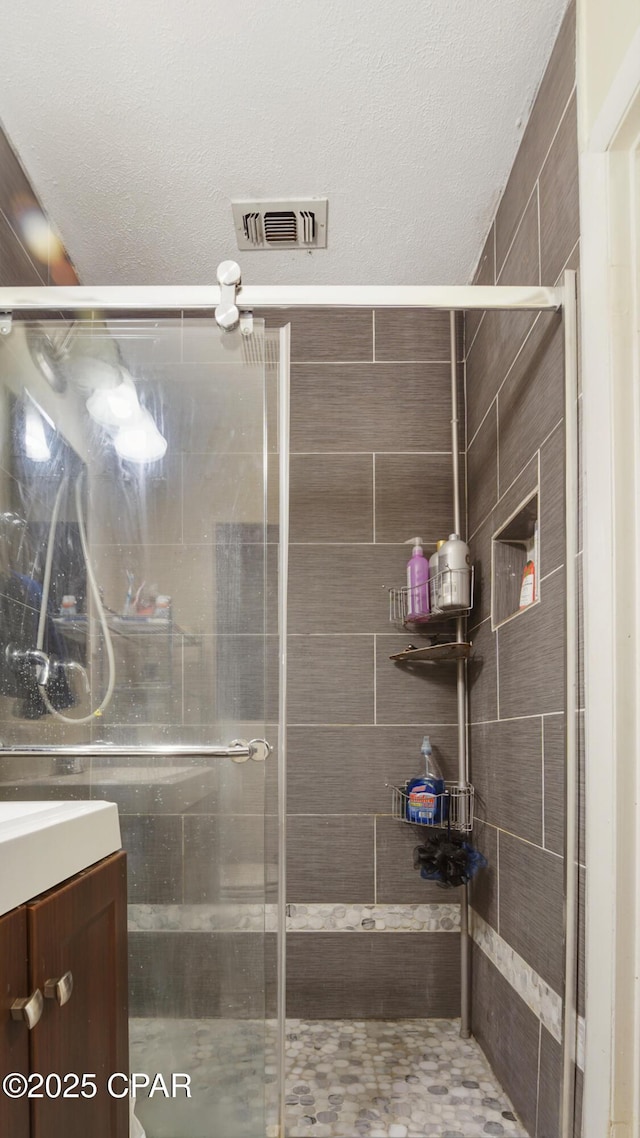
0,312,280,1138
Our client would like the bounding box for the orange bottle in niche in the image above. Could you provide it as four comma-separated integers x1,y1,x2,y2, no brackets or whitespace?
519,559,536,609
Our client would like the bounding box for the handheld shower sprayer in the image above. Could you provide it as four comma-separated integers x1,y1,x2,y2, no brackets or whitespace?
35,470,116,724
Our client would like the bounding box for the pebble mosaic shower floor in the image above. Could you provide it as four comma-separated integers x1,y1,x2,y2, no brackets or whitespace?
129,1017,528,1138
284,1019,527,1138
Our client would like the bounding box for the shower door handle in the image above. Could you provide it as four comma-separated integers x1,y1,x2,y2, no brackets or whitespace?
229,738,273,764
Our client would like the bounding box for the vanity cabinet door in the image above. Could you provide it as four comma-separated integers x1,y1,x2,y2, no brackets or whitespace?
0,906,31,1138
27,851,129,1138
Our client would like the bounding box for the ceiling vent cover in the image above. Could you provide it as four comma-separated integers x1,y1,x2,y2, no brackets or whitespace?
232,198,327,250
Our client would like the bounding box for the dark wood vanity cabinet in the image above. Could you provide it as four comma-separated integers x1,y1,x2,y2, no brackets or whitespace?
0,905,31,1138
0,851,128,1138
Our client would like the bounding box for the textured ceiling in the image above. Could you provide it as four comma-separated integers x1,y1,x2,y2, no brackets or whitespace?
0,0,568,287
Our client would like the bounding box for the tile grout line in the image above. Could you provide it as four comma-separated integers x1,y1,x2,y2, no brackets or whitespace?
468,414,563,544
536,180,542,288
496,828,501,937
465,309,486,359
373,817,377,903
372,310,376,362
495,398,500,499
469,712,564,725
291,450,456,456
496,177,540,285
291,358,455,366
496,625,500,721
467,309,547,449
495,82,577,281
541,715,546,850
472,819,565,861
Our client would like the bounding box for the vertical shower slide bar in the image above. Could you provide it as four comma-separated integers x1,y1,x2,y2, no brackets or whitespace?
449,312,471,1038
561,269,579,1138
276,324,291,1138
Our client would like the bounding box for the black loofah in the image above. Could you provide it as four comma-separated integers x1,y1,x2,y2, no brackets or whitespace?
413,832,487,889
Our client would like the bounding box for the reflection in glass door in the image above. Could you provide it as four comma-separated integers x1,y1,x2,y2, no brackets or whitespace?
0,312,282,1138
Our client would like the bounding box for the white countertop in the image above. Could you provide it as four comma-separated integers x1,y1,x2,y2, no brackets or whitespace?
0,800,122,917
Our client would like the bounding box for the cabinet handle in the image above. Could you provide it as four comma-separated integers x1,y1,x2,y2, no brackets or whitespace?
11,989,44,1029
44,971,74,1007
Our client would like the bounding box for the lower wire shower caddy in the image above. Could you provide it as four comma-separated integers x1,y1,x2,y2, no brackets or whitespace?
391,782,475,834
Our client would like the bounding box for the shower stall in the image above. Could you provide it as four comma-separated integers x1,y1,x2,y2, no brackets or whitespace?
0,275,578,1138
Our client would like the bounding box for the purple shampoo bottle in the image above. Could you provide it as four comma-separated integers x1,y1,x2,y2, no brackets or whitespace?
405,536,430,620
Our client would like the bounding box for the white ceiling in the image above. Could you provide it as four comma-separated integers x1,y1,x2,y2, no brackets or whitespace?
0,0,568,288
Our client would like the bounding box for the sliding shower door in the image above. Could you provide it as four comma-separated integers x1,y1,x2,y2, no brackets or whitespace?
0,313,282,1138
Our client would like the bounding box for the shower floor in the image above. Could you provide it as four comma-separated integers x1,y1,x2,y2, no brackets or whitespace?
130,1017,527,1138
284,1019,527,1138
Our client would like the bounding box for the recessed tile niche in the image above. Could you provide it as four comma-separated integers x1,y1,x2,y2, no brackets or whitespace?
491,492,539,629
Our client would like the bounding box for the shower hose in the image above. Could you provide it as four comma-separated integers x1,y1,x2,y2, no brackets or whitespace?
36,470,116,722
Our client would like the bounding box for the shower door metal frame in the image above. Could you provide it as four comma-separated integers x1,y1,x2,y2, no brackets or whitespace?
0,280,578,1138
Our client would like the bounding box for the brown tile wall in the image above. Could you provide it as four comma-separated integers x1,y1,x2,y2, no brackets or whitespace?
0,123,78,286
262,305,465,1018
465,3,582,1133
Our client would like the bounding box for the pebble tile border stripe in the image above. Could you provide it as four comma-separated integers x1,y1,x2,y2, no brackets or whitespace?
128,902,461,934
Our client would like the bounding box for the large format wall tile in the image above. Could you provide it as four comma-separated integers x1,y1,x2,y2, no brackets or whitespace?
470,717,543,845
471,943,540,1137
543,713,566,856
469,516,493,624
468,618,498,724
0,210,44,286
537,1026,562,1138
376,636,459,724
259,307,373,362
498,831,564,993
496,185,540,289
374,309,453,361
290,363,452,452
466,195,540,445
288,543,405,634
540,420,566,578
287,932,460,1018
287,724,459,815
289,454,373,543
374,453,457,543
494,2,576,269
375,816,451,903
467,402,498,536
469,820,498,930
129,932,275,1018
287,815,375,903
497,313,564,492
288,635,374,724
498,567,565,718
183,815,266,904
466,308,534,447
539,93,579,286
119,815,183,905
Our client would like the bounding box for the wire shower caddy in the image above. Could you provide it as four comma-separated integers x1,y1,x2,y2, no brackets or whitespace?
391,781,474,834
389,566,474,627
